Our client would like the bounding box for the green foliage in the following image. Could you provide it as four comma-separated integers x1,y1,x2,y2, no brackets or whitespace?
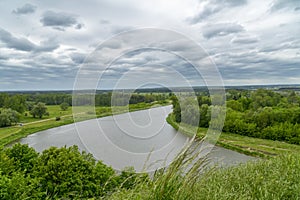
180,98,199,126
194,153,300,200
24,93,72,106
4,143,38,173
109,152,300,200
26,101,35,111
0,108,20,127
116,167,148,190
30,102,49,118
171,95,181,123
0,172,43,200
3,94,27,113
1,143,300,199
59,102,69,111
33,146,121,198
171,89,300,144
0,144,149,199
227,99,243,111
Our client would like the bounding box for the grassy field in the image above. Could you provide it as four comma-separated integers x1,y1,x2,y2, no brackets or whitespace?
166,113,300,157
0,101,169,146
108,152,300,200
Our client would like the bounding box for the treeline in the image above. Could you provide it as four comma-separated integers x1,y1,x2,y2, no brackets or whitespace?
0,92,169,127
172,89,300,144
25,92,168,106
0,92,168,107
76,92,168,106
0,144,148,199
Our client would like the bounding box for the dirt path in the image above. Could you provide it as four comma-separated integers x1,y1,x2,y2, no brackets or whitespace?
21,112,85,126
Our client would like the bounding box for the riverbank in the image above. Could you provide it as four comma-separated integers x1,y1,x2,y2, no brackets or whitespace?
0,101,170,147
166,113,300,157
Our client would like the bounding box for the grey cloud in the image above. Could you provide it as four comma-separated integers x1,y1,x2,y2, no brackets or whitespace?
0,28,59,52
189,0,247,24
105,49,202,82
259,41,300,53
110,26,134,34
35,38,60,52
0,55,8,60
100,19,110,24
12,3,37,15
0,60,77,90
0,28,35,51
75,23,84,29
40,11,83,31
270,0,300,12
101,39,122,49
231,35,259,44
70,53,87,64
214,49,300,81
202,23,244,39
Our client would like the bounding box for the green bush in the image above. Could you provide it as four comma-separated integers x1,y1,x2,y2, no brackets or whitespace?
0,144,149,199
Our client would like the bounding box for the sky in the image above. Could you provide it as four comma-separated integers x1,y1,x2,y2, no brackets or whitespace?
0,0,299,90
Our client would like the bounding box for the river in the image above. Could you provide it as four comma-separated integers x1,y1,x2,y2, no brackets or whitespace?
20,106,256,172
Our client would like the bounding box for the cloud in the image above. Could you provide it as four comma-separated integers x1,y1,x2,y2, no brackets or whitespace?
0,55,8,60
259,41,300,53
110,25,134,34
12,3,37,15
1,0,299,89
100,19,110,24
231,35,259,44
70,52,87,64
214,50,300,83
270,0,300,12
0,28,59,52
202,23,244,39
188,0,247,24
0,28,35,51
40,11,83,31
75,23,84,29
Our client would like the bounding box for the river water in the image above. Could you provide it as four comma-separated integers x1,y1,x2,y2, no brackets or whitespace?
20,106,256,172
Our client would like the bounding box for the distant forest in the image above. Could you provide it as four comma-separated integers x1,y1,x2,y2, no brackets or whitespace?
172,89,300,145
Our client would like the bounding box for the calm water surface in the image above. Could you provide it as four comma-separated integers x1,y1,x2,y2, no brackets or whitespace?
20,106,256,171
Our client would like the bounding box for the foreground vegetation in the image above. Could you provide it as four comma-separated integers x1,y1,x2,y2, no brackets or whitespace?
1,143,299,199
0,144,148,199
110,153,300,200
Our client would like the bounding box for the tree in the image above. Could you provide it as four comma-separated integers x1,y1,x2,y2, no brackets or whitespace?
4,143,38,173
171,95,181,122
3,95,26,113
33,146,117,198
0,93,8,107
0,108,20,127
60,102,69,111
227,100,243,112
199,104,210,127
30,102,49,118
26,101,35,111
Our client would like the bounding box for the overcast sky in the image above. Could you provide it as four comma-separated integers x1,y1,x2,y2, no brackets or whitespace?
0,0,299,90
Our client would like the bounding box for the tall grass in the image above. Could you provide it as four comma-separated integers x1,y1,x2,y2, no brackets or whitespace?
107,137,213,200
107,138,300,200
